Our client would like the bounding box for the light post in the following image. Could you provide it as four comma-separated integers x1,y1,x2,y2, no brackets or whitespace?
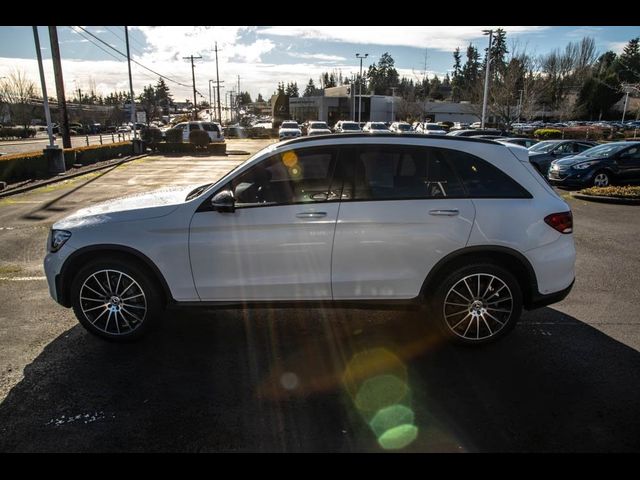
480,29,493,129
356,53,368,125
390,86,397,123
517,88,524,123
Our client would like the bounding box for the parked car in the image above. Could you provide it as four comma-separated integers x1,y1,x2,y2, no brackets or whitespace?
548,141,640,188
528,140,597,174
362,122,389,133
470,122,482,128
307,121,332,136
334,121,361,133
389,122,417,134
173,121,224,143
278,121,302,140
499,137,539,149
44,133,575,345
416,123,447,135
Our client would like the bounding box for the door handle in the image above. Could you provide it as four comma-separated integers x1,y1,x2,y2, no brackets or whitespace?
429,209,459,216
296,212,327,218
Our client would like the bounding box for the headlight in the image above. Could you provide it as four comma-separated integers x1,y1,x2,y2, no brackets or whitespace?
49,230,71,252
573,161,599,170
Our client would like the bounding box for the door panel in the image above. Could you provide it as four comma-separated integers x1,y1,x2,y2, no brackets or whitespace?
190,204,339,300
332,199,475,299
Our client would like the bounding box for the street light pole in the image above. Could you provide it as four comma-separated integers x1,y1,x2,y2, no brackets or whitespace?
481,29,493,129
621,89,630,124
517,88,524,123
356,53,368,125
390,86,397,122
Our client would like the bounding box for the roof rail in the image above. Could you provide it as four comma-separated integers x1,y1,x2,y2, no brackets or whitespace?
276,132,504,148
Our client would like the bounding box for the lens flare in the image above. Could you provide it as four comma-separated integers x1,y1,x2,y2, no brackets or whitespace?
377,424,419,450
282,151,298,168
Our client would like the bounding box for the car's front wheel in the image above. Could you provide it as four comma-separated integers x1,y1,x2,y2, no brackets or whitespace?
70,258,163,342
429,263,523,345
592,170,610,187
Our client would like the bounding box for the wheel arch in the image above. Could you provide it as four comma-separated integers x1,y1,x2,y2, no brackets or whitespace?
419,245,539,309
58,244,173,308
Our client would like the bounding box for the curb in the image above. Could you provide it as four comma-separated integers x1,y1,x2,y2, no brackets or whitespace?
0,153,149,199
571,192,640,205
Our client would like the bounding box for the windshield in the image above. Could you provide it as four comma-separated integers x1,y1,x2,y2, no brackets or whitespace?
342,123,360,130
581,143,631,158
281,122,299,129
529,141,559,153
371,123,387,129
310,122,328,129
397,124,412,131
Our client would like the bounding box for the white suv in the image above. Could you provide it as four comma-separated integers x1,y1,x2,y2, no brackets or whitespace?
173,121,224,142
44,134,575,344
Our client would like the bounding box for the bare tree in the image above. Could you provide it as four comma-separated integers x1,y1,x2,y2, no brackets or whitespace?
0,70,38,129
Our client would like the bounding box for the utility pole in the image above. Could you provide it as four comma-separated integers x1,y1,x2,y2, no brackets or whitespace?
183,54,202,120
356,53,368,125
237,74,241,121
48,26,71,149
34,26,65,174
481,29,493,129
214,42,222,124
209,79,214,122
124,26,138,143
621,84,632,124
352,74,356,121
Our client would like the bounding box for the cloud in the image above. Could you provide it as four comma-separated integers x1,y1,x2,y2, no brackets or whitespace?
259,26,549,51
566,27,603,38
608,41,628,54
287,52,347,62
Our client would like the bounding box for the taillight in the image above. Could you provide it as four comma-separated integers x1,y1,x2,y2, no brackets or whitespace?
544,211,573,234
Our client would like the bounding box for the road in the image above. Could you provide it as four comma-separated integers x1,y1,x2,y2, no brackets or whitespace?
0,139,639,452
0,133,132,156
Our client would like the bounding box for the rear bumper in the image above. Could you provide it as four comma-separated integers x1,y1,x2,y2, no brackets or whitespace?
527,278,574,310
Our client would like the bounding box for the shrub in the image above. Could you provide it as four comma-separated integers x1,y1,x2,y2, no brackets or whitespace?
165,128,183,143
74,142,131,165
534,128,562,139
0,127,36,138
140,127,163,144
189,129,210,147
579,186,640,199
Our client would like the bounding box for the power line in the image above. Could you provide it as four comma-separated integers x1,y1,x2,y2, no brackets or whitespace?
103,26,145,58
69,26,123,63
71,26,191,88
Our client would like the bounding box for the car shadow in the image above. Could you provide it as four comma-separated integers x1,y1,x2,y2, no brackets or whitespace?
0,306,638,452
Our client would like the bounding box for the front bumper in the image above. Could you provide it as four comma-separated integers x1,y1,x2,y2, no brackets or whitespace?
44,247,75,306
548,168,595,187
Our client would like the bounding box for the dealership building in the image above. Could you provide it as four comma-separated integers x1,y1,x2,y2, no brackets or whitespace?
285,85,483,126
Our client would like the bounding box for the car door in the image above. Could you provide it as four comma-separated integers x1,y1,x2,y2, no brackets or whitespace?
616,146,640,181
331,144,476,300
189,146,342,301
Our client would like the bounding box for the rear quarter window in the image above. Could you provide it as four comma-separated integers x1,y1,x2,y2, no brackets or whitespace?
442,148,532,198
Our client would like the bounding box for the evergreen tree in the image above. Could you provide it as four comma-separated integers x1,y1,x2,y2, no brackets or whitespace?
303,78,318,97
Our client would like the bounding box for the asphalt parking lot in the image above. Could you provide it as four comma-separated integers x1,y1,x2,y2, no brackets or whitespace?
0,138,639,452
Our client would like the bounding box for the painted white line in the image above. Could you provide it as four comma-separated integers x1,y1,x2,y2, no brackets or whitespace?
0,276,47,281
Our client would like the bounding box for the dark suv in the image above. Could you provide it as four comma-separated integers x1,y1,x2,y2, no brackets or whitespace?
528,140,597,174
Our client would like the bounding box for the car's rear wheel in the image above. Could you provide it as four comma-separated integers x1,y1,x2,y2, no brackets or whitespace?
70,258,163,342
592,170,610,187
429,263,523,345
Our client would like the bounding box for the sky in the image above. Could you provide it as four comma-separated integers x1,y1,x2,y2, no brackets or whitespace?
0,26,638,104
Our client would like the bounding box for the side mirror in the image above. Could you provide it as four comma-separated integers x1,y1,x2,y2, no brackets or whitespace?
211,190,235,213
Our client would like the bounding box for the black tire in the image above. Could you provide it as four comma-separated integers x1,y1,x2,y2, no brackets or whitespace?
428,262,523,346
70,256,164,342
592,170,611,187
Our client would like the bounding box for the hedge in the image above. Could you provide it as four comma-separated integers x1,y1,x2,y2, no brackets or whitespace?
165,128,183,143
0,127,37,139
155,142,226,155
578,186,640,199
140,127,163,144
534,128,563,139
0,141,132,183
189,129,210,147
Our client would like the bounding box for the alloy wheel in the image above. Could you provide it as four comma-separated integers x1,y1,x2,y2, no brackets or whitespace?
443,273,513,341
593,173,609,187
79,269,147,336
